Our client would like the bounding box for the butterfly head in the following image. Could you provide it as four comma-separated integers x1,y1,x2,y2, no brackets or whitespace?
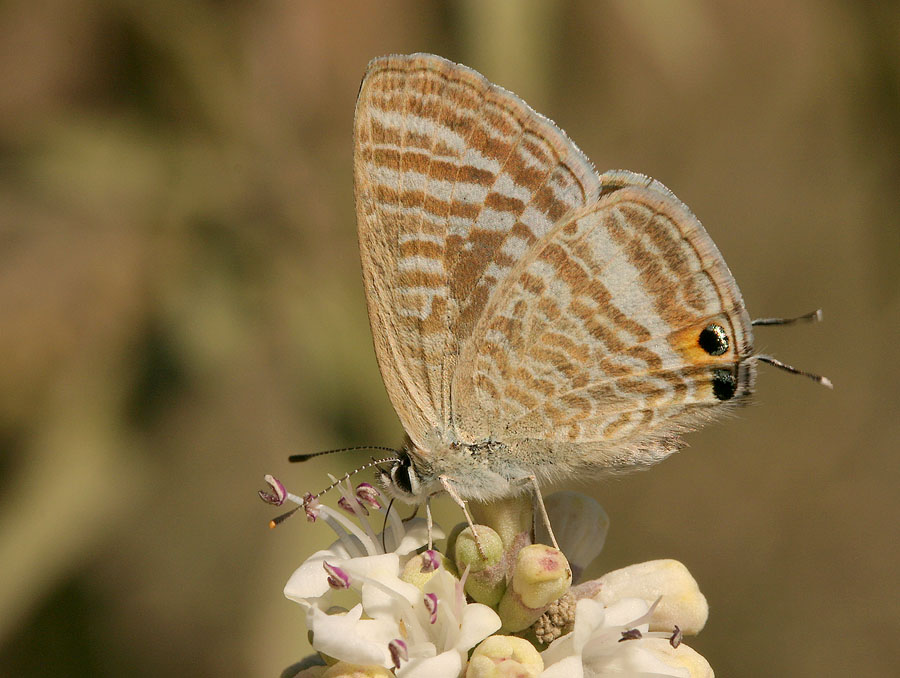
377,447,430,502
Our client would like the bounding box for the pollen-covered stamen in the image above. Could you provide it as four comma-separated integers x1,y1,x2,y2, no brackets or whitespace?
356,482,382,509
258,475,287,506
302,492,321,522
388,638,408,669
424,592,438,624
669,625,683,648
421,549,440,573
322,561,350,589
618,628,643,642
338,495,368,516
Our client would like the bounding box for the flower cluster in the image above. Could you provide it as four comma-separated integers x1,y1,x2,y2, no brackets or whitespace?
261,477,713,678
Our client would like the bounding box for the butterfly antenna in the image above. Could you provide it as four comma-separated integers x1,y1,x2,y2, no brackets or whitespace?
752,309,823,326
307,456,400,503
757,354,833,389
269,506,301,528
288,445,398,463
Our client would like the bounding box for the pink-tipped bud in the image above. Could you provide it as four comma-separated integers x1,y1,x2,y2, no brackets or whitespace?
421,549,440,573
424,592,438,624
388,639,408,669
323,561,350,589
338,495,368,516
258,475,287,506
302,492,320,522
356,482,382,509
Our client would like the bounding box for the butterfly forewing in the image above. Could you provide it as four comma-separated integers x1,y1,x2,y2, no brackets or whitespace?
354,54,602,449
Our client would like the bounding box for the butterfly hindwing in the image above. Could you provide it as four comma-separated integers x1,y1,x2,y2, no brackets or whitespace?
452,180,754,469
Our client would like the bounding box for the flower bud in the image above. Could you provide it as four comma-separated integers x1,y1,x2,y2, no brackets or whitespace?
280,658,327,678
259,475,287,506
355,483,382,509
388,639,408,669
424,592,439,624
454,525,506,606
469,495,533,550
593,559,708,634
466,635,544,678
539,491,609,582
321,661,393,678
322,562,350,590
498,544,571,632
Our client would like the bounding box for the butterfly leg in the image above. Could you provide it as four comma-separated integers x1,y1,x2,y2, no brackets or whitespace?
424,497,434,550
529,476,559,550
510,475,559,550
439,475,486,558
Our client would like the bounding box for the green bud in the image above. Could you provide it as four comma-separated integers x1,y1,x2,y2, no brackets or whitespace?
469,495,533,550
454,525,506,606
498,544,571,632
465,635,544,678
445,521,467,558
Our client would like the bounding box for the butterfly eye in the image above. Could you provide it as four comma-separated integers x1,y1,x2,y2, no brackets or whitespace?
391,457,414,495
698,324,730,356
712,369,737,401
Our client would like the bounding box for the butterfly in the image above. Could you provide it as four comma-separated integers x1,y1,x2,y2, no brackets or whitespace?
316,53,829,539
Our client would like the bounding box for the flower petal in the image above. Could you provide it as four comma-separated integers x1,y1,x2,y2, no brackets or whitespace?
395,649,462,678
572,598,606,653
594,560,708,634
639,638,714,678
455,602,502,652
538,655,584,678
347,554,423,618
392,518,444,555
584,639,690,677
601,597,651,629
307,605,397,667
285,549,347,606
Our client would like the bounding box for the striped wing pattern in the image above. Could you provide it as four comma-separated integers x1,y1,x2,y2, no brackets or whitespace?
354,54,601,449
454,179,753,463
354,54,753,474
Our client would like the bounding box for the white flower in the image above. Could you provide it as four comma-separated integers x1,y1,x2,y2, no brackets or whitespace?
593,560,708,635
278,478,500,676
539,598,712,678
269,480,714,678
283,479,436,612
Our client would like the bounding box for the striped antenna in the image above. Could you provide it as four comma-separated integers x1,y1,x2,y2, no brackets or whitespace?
289,445,398,463
757,354,833,389
306,456,400,502
752,309,823,326
268,455,400,529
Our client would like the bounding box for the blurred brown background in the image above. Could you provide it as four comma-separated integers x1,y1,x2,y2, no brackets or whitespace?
1,1,897,676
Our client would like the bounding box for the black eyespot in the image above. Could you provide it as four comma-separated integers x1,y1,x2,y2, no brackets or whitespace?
712,369,737,401
392,456,413,494
698,324,729,356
